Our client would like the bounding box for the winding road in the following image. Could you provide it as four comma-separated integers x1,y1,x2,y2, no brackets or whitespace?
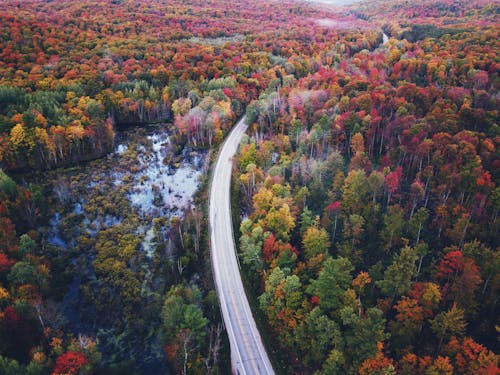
209,116,275,375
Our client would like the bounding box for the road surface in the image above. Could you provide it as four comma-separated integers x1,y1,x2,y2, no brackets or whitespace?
209,116,275,375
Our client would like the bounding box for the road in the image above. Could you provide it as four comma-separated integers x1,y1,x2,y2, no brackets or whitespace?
209,116,275,375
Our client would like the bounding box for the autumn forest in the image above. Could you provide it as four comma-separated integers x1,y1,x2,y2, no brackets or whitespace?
0,0,498,374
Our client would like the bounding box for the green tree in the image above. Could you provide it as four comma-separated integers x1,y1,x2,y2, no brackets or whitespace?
409,207,429,245
0,169,17,199
7,261,37,286
295,307,342,366
162,294,187,340
239,220,264,272
162,285,209,374
259,267,286,321
18,234,36,256
376,246,418,298
343,214,365,249
0,356,23,375
340,306,389,371
299,206,314,235
259,267,303,331
308,257,353,312
381,205,405,252
315,349,345,375
342,169,368,216
183,304,209,343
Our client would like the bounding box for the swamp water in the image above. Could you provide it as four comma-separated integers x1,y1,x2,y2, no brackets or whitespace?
36,125,206,371
46,126,203,253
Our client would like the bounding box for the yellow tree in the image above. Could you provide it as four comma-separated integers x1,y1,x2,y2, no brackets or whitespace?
263,203,295,242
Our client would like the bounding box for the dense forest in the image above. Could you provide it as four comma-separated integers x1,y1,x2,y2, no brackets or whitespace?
236,0,499,373
0,0,498,373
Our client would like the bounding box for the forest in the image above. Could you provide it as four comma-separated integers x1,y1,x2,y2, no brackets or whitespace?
0,0,498,373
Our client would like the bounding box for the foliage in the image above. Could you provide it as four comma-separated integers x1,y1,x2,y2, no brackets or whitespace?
0,0,498,373
234,0,499,372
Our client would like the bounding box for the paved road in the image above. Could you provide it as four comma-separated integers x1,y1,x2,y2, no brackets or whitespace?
209,116,275,375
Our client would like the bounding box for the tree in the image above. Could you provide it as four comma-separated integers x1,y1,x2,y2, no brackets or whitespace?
302,225,330,260
261,234,298,269
430,303,467,353
259,267,286,326
352,271,372,311
0,252,14,274
259,267,303,337
171,97,192,117
385,167,402,205
0,356,23,375
390,297,424,346
376,246,418,298
316,349,345,375
163,294,186,339
240,163,264,207
409,207,428,245
0,169,17,199
413,242,429,277
343,213,365,250
426,356,454,375
340,306,389,371
409,179,425,219
295,307,342,366
358,342,396,375
52,351,89,375
10,123,34,155
252,187,274,218
308,257,353,312
367,170,385,206
445,336,499,374
7,261,38,286
351,132,366,155
162,289,208,344
462,241,499,303
342,169,368,216
183,304,210,344
239,220,264,272
0,305,41,362
239,143,259,171
299,206,314,235
324,201,342,243
381,204,405,252
408,282,441,316
399,353,432,375
18,234,36,256
434,250,481,313
0,210,17,254
263,203,295,242
162,285,209,374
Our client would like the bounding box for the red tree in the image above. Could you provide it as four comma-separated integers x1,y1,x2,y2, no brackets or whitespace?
435,250,481,312
446,336,500,375
52,351,89,375
0,253,15,273
385,166,402,204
